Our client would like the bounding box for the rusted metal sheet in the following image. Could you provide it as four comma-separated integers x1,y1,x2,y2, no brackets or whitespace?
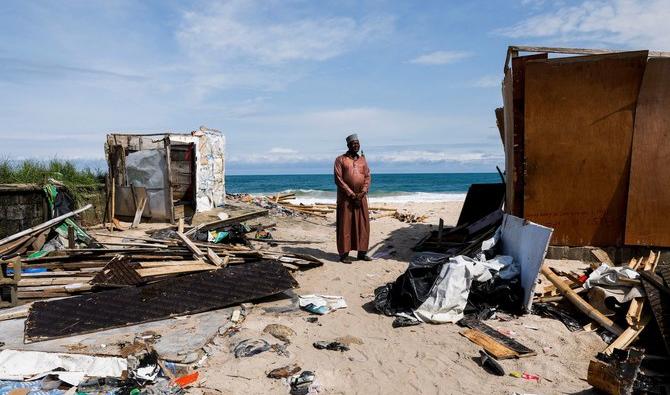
625,58,670,246
90,256,143,287
25,261,297,342
524,51,647,246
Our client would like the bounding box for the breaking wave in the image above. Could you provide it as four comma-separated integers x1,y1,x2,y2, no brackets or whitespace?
259,189,465,205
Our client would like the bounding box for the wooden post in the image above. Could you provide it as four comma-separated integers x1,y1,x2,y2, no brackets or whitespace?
541,265,624,335
110,177,116,232
67,226,76,249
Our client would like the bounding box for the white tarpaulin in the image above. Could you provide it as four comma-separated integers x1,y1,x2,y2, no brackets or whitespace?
413,256,492,323
0,349,127,384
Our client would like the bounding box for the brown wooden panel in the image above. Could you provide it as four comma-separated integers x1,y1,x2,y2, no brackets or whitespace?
625,58,670,246
524,51,647,246
502,69,514,214
509,53,548,217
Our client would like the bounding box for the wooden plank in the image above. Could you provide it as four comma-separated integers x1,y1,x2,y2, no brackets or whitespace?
131,195,148,228
136,264,217,278
178,217,184,233
18,277,93,286
523,51,648,246
67,226,75,249
187,210,269,234
591,248,613,265
207,248,223,266
507,53,548,217
176,232,205,258
460,329,518,359
626,58,670,246
604,314,651,354
542,265,624,335
502,67,515,215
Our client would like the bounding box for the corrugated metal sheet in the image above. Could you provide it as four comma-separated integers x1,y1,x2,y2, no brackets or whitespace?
90,256,143,287
25,260,297,342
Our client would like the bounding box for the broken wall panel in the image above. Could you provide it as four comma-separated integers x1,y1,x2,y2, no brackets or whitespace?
506,53,548,217
625,58,670,246
502,69,514,214
25,261,297,342
523,51,648,246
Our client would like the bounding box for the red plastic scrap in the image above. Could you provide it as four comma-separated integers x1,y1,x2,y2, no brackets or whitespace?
174,372,199,387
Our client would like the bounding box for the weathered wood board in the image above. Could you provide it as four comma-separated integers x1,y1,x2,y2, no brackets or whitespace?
523,51,647,246
625,57,670,246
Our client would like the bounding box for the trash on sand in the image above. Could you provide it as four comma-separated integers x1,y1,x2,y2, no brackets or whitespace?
334,335,364,346
0,349,127,385
263,324,296,343
173,372,199,387
299,294,347,315
313,341,349,352
267,364,301,379
510,371,540,382
290,371,317,395
479,350,505,376
392,316,421,328
305,317,319,323
234,339,271,358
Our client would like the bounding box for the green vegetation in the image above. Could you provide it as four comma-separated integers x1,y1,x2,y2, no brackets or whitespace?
0,159,106,205
0,159,105,185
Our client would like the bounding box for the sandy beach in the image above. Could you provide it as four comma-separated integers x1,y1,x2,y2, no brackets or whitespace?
181,201,605,395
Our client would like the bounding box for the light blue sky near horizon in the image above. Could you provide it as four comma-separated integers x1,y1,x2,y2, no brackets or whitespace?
1,0,668,175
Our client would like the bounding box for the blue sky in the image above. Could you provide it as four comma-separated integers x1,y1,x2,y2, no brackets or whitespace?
1,0,668,174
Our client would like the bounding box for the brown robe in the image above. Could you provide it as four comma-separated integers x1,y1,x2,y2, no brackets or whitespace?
334,153,371,255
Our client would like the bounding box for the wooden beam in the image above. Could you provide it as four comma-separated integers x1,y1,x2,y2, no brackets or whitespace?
176,231,205,258
136,264,216,277
604,314,652,354
206,248,224,266
541,265,624,335
131,195,147,228
186,209,269,234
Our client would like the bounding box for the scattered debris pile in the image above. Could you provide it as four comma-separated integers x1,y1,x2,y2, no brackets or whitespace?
537,250,670,393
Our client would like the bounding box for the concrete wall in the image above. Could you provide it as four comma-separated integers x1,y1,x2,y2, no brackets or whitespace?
0,184,105,239
0,185,49,239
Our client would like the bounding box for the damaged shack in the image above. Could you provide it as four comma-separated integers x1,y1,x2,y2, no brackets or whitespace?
501,45,670,247
106,127,226,223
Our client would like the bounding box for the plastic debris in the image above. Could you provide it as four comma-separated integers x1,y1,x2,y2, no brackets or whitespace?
173,372,199,388
267,364,301,379
299,295,347,315
479,350,505,376
233,339,271,358
290,371,317,395
313,341,349,352
510,371,540,382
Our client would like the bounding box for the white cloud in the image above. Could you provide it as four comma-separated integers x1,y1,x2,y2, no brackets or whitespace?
498,0,670,49
473,74,500,88
410,50,472,65
269,147,298,154
177,1,394,65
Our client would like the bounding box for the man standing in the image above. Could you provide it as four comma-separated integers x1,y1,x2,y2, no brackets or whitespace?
334,134,372,263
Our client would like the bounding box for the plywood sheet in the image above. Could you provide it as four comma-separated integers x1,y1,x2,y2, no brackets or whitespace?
507,53,548,217
524,51,647,246
625,58,670,246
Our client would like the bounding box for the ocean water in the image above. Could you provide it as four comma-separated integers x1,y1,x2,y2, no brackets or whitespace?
226,173,501,204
